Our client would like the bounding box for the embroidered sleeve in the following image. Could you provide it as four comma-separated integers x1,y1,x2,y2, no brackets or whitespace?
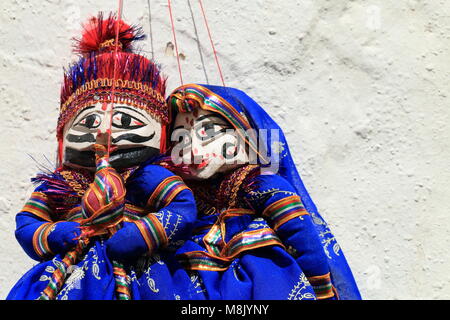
126,164,197,253
15,186,57,261
244,173,335,299
132,214,168,253
32,222,57,259
21,192,53,222
262,195,309,230
307,272,335,300
146,176,190,210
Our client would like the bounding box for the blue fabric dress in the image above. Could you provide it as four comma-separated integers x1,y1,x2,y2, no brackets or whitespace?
167,84,362,300
175,166,321,300
7,160,205,300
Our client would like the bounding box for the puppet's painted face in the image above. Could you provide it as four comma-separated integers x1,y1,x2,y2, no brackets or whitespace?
63,103,161,170
172,109,248,180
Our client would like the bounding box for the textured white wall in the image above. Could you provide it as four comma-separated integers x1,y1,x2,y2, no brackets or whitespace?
1,0,449,300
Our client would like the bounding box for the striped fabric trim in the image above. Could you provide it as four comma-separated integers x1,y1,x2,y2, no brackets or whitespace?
307,273,335,300
146,176,190,210
202,208,254,257
81,168,124,216
203,224,223,256
178,228,284,272
133,214,168,254
222,228,283,258
177,251,229,272
84,202,123,225
113,261,131,300
123,204,146,221
169,85,252,135
68,203,145,223
65,207,83,222
80,168,125,235
262,195,308,230
32,222,56,259
22,192,53,222
95,157,110,171
81,201,124,233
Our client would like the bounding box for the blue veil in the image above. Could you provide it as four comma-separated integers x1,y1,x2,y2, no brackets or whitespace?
169,84,361,299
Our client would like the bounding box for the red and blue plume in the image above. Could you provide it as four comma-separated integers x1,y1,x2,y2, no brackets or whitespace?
73,12,145,56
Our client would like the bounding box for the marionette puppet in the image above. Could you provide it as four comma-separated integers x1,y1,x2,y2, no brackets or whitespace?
162,84,362,300
7,13,205,300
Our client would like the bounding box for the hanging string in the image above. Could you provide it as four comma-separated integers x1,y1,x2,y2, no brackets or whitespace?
167,0,184,85
187,0,209,84
147,0,155,60
198,0,225,87
106,0,124,157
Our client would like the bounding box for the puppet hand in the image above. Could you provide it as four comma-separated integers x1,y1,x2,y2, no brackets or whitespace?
81,144,126,226
105,222,149,261
47,222,82,254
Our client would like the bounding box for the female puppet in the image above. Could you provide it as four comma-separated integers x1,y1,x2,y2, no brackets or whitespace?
7,13,204,300
164,84,361,300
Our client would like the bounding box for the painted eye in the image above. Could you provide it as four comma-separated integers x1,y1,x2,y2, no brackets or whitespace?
196,123,226,141
112,112,146,129
76,114,101,129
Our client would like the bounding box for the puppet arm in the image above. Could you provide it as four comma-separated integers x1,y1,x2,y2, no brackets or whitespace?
105,164,197,261
15,188,81,261
244,173,335,299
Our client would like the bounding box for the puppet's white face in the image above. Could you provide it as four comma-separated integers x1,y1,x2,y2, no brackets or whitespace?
172,109,248,180
63,102,161,170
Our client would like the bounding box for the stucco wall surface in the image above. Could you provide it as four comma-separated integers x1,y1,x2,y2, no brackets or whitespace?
0,0,449,299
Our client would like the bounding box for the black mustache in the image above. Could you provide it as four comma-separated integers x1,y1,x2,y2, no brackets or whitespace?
66,132,155,144
112,132,155,143
66,133,95,143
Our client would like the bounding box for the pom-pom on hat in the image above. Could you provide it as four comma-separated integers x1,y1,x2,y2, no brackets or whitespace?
57,12,168,142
